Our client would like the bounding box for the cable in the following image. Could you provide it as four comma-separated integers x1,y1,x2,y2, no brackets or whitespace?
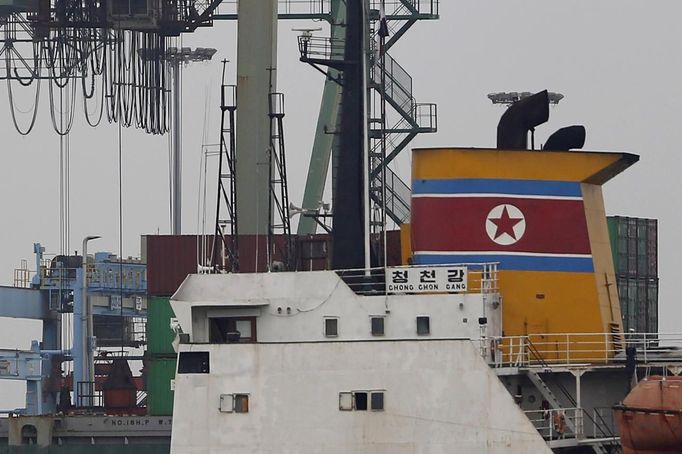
6,52,41,135
118,102,125,354
168,118,173,231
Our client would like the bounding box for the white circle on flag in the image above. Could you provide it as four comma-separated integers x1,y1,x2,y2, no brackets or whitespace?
485,204,526,246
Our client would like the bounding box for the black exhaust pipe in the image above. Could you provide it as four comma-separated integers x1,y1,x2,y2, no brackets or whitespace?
497,90,550,150
543,125,586,151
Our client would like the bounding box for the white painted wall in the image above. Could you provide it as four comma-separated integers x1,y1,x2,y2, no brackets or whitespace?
171,271,502,344
171,340,551,454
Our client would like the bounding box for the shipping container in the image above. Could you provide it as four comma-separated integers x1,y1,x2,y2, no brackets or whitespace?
607,217,619,272
147,297,177,355
607,216,659,334
143,235,207,297
147,356,176,416
143,232,405,293
647,280,659,333
607,216,658,279
647,220,658,277
616,276,659,333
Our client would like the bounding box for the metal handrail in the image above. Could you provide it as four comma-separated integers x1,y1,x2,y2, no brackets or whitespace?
525,407,579,440
525,407,620,445
589,406,620,448
495,332,682,367
217,0,331,17
215,0,438,19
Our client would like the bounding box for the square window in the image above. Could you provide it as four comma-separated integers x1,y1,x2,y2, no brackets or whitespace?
234,394,249,413
178,351,210,374
209,317,257,343
354,392,368,411
339,392,353,411
220,394,249,413
325,318,338,337
219,394,234,413
416,316,430,335
370,392,384,411
371,317,384,336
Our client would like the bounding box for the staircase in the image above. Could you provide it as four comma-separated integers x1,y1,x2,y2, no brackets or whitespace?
287,0,439,233
525,370,577,435
368,17,437,226
522,366,621,454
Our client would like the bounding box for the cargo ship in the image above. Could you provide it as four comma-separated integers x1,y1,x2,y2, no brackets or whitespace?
0,1,680,453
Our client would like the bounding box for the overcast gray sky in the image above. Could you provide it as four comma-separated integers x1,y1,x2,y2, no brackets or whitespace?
0,1,680,408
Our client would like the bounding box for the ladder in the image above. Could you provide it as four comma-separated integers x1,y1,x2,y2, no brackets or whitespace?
211,62,239,272
368,10,437,228
267,90,293,270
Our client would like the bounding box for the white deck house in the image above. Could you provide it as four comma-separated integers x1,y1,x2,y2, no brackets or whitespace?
168,267,552,454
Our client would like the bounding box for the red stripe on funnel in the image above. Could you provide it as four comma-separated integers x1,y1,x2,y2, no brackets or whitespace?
412,197,591,255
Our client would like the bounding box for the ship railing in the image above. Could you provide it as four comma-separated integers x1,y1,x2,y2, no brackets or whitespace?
37,263,147,291
336,262,499,296
75,381,103,409
214,0,438,20
495,332,682,367
370,0,439,17
13,259,32,288
525,407,580,441
215,0,331,20
525,407,620,445
591,406,618,440
297,35,346,62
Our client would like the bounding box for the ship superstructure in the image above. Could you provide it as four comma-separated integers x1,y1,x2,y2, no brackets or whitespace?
168,268,557,453
0,1,680,454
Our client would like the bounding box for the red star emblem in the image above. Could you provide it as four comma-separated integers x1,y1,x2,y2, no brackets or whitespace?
489,206,524,240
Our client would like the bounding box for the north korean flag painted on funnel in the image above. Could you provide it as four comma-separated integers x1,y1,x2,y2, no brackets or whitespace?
411,178,594,272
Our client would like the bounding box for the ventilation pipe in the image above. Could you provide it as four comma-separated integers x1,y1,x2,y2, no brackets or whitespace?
496,90,550,150
543,125,586,151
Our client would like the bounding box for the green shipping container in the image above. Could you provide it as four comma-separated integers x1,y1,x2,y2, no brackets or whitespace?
607,216,658,279
147,297,177,355
147,357,176,416
607,217,619,271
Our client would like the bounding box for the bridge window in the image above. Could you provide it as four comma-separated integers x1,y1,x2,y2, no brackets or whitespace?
209,317,257,343
178,351,209,374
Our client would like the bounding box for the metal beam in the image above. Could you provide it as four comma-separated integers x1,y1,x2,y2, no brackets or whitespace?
0,287,48,320
235,0,278,243
297,0,345,235
214,13,331,21
0,349,42,381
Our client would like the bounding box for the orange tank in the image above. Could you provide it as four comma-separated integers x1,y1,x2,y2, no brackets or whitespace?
614,375,682,454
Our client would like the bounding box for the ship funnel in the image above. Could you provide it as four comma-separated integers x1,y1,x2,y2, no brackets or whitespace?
496,90,549,150
543,125,586,151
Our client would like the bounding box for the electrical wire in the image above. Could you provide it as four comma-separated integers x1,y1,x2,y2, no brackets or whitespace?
5,50,41,135
197,82,212,270
4,20,172,135
118,95,125,354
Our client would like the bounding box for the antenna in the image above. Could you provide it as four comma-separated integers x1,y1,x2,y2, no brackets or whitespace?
488,91,564,106
292,27,322,38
